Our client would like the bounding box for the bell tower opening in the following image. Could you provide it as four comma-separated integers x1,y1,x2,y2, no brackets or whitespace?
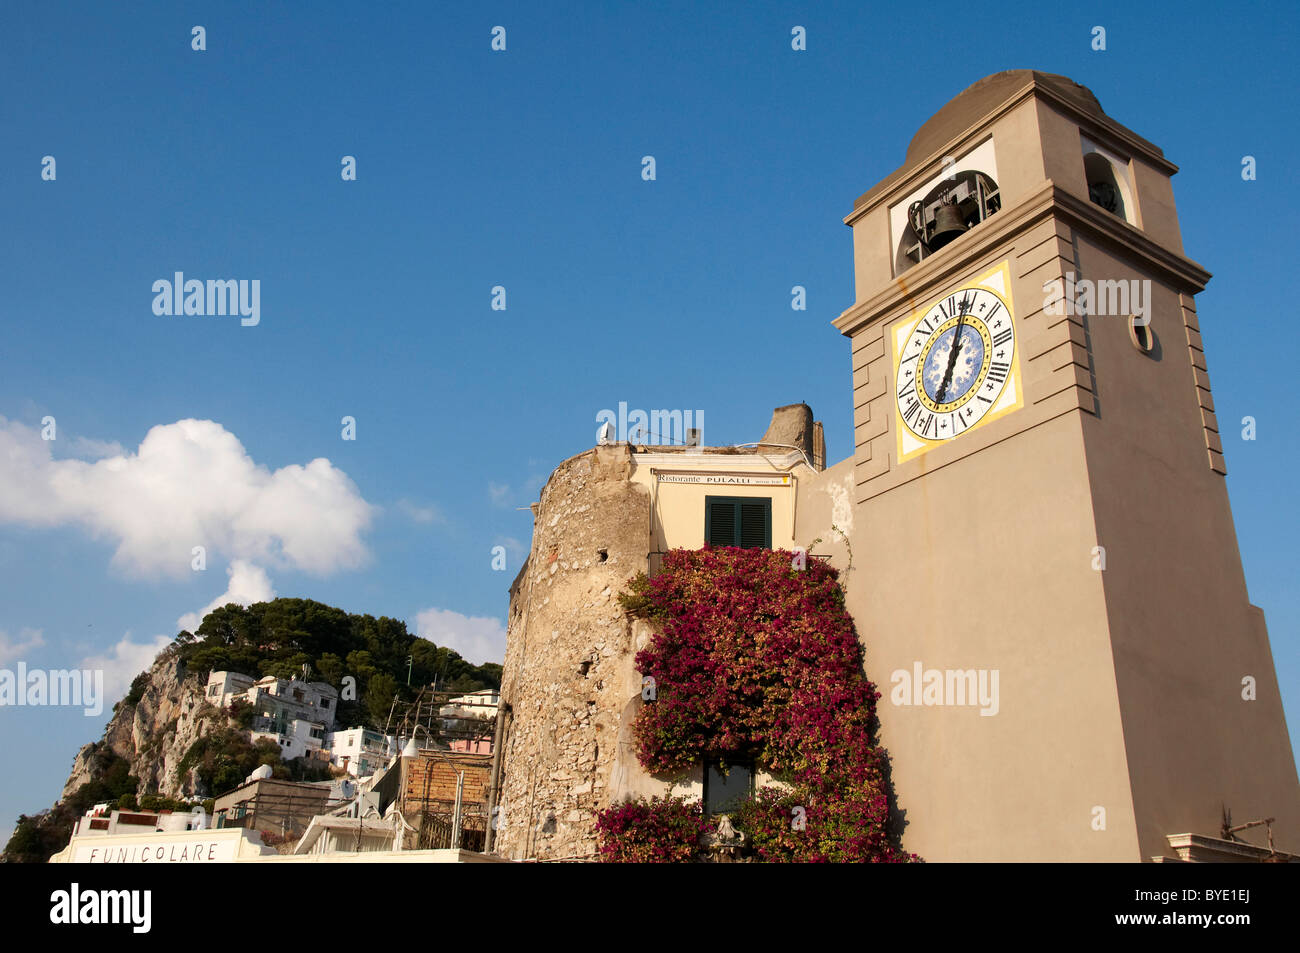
897,169,1002,272
1082,136,1137,226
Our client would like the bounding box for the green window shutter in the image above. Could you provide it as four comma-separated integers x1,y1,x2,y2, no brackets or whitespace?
705,497,771,549
740,500,771,549
705,497,737,547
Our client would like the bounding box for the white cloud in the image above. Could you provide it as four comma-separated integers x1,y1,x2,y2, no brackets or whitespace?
177,559,277,633
0,628,45,666
413,608,507,666
396,499,441,525
79,633,172,707
68,436,126,459
488,482,511,507
0,416,375,578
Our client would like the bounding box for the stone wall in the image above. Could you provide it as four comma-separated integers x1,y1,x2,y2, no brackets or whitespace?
495,445,652,860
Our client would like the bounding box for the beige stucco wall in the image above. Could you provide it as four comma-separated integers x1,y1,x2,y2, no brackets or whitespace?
1072,233,1300,859
842,413,1141,861
629,450,806,555
834,71,1299,862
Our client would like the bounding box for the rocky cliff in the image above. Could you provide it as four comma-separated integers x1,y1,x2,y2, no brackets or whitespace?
61,644,231,802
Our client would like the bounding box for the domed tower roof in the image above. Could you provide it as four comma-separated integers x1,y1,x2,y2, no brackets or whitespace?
905,70,1106,164
850,69,1167,215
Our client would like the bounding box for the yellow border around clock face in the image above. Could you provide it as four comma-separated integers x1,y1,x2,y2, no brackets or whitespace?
891,259,1024,464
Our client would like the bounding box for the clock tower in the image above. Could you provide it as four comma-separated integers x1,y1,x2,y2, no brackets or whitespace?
835,70,1299,861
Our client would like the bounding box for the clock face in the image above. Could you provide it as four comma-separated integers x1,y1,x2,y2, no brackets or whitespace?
892,261,1022,462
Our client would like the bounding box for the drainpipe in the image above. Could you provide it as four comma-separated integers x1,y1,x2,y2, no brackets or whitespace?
484,702,510,852
451,772,464,851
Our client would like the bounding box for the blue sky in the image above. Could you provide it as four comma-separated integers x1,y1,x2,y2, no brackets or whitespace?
1,0,1297,832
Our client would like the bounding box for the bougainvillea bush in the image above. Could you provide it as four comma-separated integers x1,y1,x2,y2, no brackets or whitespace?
592,795,708,863
595,546,916,863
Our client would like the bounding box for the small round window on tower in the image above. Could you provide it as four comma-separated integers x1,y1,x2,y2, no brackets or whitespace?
1128,314,1155,354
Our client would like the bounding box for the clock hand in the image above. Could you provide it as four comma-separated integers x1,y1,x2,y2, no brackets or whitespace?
934,303,968,404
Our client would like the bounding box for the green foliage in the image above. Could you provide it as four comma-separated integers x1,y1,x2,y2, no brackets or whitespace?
315,652,345,686
65,748,139,815
228,698,256,729
260,652,312,680
615,571,660,619
3,813,68,864
177,728,282,795
366,673,398,726
175,597,502,732
123,672,150,708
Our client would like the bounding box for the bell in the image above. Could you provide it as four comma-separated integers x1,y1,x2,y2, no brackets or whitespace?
928,200,968,251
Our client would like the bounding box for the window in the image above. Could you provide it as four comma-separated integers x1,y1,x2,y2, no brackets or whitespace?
704,497,771,549
704,761,754,816
1128,314,1155,355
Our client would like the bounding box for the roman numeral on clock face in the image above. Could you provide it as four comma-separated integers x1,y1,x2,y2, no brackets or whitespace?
993,327,1013,348
903,399,921,424
986,361,1010,384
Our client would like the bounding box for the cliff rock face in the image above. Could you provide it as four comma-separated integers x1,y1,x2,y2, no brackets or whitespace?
61,646,229,802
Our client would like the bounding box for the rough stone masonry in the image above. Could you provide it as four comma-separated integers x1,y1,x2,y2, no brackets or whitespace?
494,445,654,860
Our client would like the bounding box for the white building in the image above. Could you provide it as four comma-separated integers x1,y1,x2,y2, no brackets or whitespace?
324,727,396,778
293,815,396,855
251,718,330,762
205,671,255,709
206,671,339,761
73,804,211,838
244,675,339,728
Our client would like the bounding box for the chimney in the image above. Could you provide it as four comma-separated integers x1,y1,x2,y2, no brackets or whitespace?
759,403,816,465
